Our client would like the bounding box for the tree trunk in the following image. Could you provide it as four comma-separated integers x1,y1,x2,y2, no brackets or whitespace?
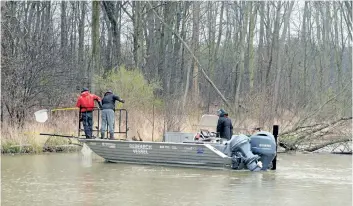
300,2,308,105
157,4,166,97
78,1,86,83
61,1,67,60
257,2,265,91
132,1,141,68
171,2,182,96
103,8,112,71
91,0,100,91
206,2,217,111
234,2,249,113
181,2,191,108
144,1,156,80
207,2,224,111
248,2,257,92
116,1,122,68
272,2,294,120
191,1,200,100
103,1,122,71
304,138,352,152
164,2,175,96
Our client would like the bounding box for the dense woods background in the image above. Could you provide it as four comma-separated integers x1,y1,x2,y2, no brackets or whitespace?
1,1,352,152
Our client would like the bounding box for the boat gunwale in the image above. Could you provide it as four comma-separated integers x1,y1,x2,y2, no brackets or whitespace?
79,138,223,147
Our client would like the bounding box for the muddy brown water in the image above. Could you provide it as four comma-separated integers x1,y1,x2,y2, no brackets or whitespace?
1,152,351,206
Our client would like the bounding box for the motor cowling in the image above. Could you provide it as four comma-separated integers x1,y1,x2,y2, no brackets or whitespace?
250,131,277,170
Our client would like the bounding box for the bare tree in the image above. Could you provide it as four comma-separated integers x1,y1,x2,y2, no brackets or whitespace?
191,1,200,100
91,0,100,91
1,1,351,152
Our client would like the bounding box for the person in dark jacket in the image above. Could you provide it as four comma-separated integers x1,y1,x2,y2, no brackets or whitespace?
216,109,233,140
76,87,102,139
100,90,125,139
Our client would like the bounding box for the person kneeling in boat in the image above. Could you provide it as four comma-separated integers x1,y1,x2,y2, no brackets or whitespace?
216,109,233,141
100,90,125,140
76,87,102,139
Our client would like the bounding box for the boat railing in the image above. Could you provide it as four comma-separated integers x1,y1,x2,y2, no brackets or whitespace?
78,107,128,139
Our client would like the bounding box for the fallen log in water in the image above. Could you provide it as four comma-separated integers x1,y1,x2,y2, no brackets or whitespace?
279,138,352,154
332,151,352,155
279,116,352,153
303,138,352,152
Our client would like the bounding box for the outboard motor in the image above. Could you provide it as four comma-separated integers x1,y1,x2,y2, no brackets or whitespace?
228,134,262,171
230,151,246,170
250,131,277,170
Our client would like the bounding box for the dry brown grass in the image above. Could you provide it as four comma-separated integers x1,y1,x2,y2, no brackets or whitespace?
2,97,350,154
0,105,202,153
1,110,79,153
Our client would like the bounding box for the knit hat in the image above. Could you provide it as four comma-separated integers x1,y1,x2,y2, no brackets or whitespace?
81,87,89,93
217,109,226,116
104,89,113,96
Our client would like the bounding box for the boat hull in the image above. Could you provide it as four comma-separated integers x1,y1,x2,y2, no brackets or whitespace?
79,139,232,169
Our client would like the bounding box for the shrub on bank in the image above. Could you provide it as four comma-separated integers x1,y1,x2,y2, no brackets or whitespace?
94,66,163,112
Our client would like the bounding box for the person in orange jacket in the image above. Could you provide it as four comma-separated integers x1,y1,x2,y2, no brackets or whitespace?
76,87,102,139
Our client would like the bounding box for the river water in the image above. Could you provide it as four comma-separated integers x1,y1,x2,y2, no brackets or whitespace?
1,152,351,206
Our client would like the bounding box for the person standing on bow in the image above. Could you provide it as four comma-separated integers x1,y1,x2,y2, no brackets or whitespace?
76,88,102,139
216,109,233,140
100,90,125,140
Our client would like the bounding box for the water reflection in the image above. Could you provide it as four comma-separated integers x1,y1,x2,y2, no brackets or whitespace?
1,153,352,206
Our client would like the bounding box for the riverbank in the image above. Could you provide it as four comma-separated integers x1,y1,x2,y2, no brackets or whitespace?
2,110,351,155
1,144,81,154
